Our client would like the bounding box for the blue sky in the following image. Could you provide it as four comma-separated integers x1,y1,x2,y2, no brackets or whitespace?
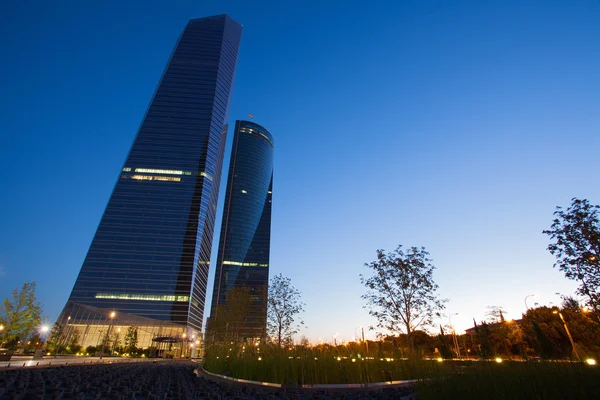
1,0,599,342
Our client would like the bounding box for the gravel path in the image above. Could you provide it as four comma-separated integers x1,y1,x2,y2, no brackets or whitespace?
0,361,416,399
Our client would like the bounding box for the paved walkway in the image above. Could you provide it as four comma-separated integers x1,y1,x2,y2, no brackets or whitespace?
0,355,156,369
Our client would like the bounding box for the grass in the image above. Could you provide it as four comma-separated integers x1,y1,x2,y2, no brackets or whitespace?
416,360,600,400
203,344,600,398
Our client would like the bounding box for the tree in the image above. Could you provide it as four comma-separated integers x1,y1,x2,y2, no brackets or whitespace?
267,274,305,346
0,282,42,349
473,321,494,359
124,326,138,354
46,322,67,354
208,286,257,342
68,329,82,354
437,326,454,359
543,198,600,313
360,246,446,352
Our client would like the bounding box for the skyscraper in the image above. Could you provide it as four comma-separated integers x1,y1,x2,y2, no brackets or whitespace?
57,15,242,351
209,120,274,339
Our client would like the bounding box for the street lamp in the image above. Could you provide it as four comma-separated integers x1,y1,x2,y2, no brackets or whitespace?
525,294,535,310
448,313,460,358
37,325,49,351
553,310,581,362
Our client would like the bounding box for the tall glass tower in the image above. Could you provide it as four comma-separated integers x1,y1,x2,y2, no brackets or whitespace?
209,120,274,339
58,15,242,351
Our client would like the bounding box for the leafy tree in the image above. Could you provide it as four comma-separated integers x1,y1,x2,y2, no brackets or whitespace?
111,331,121,353
473,320,494,359
46,322,66,354
360,246,445,352
124,326,139,354
267,274,305,346
68,329,82,354
543,198,600,313
437,326,454,359
485,305,507,323
560,294,582,312
0,282,42,349
299,335,310,347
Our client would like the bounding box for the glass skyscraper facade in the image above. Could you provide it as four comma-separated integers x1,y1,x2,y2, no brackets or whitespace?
58,15,242,350
209,120,274,338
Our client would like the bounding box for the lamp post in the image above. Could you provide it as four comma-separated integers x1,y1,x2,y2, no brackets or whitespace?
449,313,460,358
37,325,49,350
553,310,581,362
524,294,535,310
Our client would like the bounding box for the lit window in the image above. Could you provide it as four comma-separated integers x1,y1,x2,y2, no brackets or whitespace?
135,168,184,175
122,167,132,172
154,176,181,182
130,175,181,182
222,261,267,267
241,190,247,194
268,191,272,194
200,171,213,180
95,293,189,302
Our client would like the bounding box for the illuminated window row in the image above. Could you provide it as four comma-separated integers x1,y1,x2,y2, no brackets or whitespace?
222,261,268,267
134,168,188,175
95,293,190,302
130,175,181,182
122,167,211,180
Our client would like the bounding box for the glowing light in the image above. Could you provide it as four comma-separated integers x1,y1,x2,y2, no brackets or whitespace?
96,293,189,302
110,312,116,318
130,175,181,182
495,357,503,363
437,357,443,362
200,171,213,180
222,261,268,267
241,190,247,194
40,325,49,333
337,357,341,361
352,358,356,362
586,359,596,366
135,168,184,175
258,357,262,361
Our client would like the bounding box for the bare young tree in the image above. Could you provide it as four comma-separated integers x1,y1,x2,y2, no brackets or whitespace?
360,245,445,351
543,198,600,313
267,274,305,346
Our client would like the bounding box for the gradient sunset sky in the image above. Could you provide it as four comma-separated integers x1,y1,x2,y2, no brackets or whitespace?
1,0,599,342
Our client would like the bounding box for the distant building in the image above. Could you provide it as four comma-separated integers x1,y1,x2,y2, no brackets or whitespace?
209,120,274,339
57,15,242,353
